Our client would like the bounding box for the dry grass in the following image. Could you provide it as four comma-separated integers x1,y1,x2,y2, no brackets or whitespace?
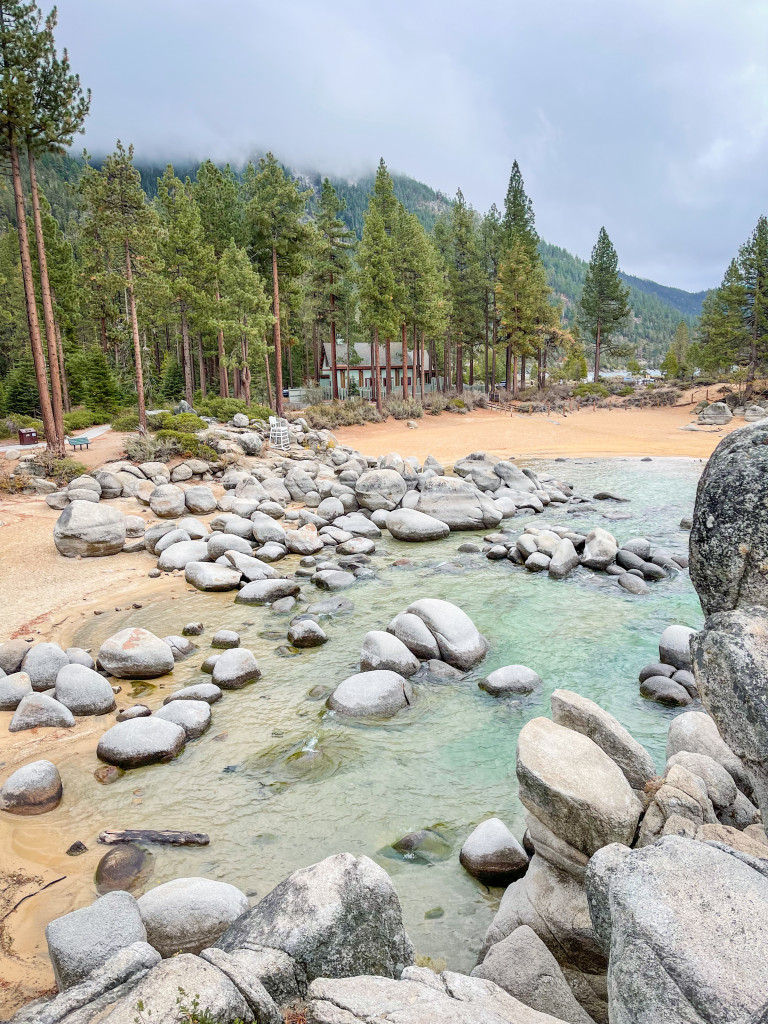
283,1010,308,1024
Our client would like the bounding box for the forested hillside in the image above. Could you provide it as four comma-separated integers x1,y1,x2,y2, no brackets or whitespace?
540,242,701,365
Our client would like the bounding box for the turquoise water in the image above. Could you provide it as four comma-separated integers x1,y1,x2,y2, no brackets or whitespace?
60,457,703,972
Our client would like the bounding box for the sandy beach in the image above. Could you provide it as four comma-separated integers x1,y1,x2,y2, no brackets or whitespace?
334,401,737,463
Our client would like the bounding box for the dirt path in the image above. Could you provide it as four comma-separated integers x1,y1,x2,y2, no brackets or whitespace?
334,401,738,463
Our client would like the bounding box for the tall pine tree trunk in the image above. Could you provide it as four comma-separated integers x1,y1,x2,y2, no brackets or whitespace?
420,329,426,399
456,342,463,392
373,328,382,413
385,337,392,397
28,150,64,454
271,245,284,417
443,338,449,393
512,352,518,397
492,316,497,390
520,354,526,392
402,323,408,398
507,345,513,395
264,348,274,410
241,336,251,405
312,321,319,382
9,139,57,449
124,238,147,432
413,324,418,399
216,286,229,397
197,334,207,398
594,321,602,382
330,277,339,400
469,346,474,386
180,302,194,405
484,298,489,392
55,318,70,412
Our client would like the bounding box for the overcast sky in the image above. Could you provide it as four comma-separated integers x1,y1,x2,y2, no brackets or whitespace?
56,0,768,291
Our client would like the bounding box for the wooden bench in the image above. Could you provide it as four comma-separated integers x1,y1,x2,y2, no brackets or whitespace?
67,436,90,451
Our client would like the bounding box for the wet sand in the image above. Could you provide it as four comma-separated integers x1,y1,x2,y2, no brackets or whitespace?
335,401,738,462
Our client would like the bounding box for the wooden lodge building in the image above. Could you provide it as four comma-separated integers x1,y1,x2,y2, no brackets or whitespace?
319,341,436,398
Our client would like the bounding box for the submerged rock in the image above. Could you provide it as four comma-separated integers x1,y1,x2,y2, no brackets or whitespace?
9,692,75,732
480,665,541,697
97,717,186,769
328,670,413,718
360,631,420,676
460,818,529,886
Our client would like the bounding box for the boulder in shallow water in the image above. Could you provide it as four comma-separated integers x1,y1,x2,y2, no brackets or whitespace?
216,852,414,982
387,612,440,660
163,682,222,704
416,475,503,530
405,598,488,670
460,818,530,886
185,561,243,591
154,698,211,738
97,717,186,769
95,844,152,894
658,624,696,670
212,648,262,689
137,877,249,957
53,500,126,557
480,665,541,697
328,670,413,718
0,759,62,815
236,579,301,605
287,620,328,648
360,631,420,676
580,527,617,570
98,627,175,679
386,507,450,541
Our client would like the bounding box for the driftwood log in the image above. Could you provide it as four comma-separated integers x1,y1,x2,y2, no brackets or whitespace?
98,829,209,847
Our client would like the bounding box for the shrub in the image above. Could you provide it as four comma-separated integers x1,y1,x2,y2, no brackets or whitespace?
146,411,207,433
425,393,447,415
573,382,610,398
111,409,140,432
617,385,634,397
63,409,101,433
32,451,88,483
123,434,181,463
195,396,272,423
155,430,218,460
447,397,466,411
0,414,44,440
302,398,383,429
4,360,40,416
385,397,423,420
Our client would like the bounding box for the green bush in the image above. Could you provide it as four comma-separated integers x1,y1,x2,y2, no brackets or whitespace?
32,451,88,483
123,434,181,463
4,360,40,416
195,396,271,423
302,398,383,429
155,430,217,460
447,397,466,411
425,393,447,415
111,409,140,432
0,413,43,440
67,347,122,413
573,382,610,398
63,409,102,433
617,385,634,397
145,411,207,432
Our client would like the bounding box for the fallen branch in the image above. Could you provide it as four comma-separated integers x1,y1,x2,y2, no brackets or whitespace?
98,829,209,847
1,875,66,922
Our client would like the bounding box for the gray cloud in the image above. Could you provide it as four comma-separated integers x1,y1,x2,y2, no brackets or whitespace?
57,0,768,290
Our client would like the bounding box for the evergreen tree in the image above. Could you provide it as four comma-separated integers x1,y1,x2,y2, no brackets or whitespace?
192,160,242,397
739,216,768,394
156,165,214,405
0,0,59,448
696,263,748,375
578,227,631,380
67,344,120,413
357,204,397,412
502,160,538,257
671,320,690,377
314,178,354,398
244,153,311,416
497,234,556,394
216,239,272,406
444,188,484,391
79,142,161,430
480,204,502,389
0,227,27,371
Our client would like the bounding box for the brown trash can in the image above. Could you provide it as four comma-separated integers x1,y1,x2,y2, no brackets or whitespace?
18,428,38,445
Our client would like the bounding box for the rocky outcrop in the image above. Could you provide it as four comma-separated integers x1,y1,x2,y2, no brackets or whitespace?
416,475,503,530
586,837,768,1024
386,507,450,541
137,877,249,957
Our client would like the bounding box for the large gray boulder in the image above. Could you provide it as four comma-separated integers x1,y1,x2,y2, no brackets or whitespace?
137,877,249,957
157,539,210,570
0,759,62,815
149,483,186,518
549,538,580,580
0,638,28,674
416,476,503,530
658,624,696,670
216,852,414,983
666,710,751,797
45,890,147,990
236,579,301,605
690,421,768,614
581,528,617,571
251,511,287,545
405,598,488,669
53,500,126,557
328,670,413,718
9,692,75,732
387,612,440,660
98,627,175,679
355,469,407,511
471,925,594,1024
664,751,737,811
154,699,211,738
97,717,186,769
586,836,768,1024
480,665,541,697
225,551,278,581
459,818,529,886
697,400,732,424
517,717,640,857
55,663,117,716
386,507,450,541
551,688,656,790
212,648,262,689
185,561,243,591
0,670,32,710
184,484,217,514
22,641,69,690
691,606,768,814
360,631,420,676
307,972,567,1023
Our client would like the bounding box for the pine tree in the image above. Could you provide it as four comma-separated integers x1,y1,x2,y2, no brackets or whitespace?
23,4,88,450
244,153,312,416
79,142,161,430
0,0,59,448
216,239,272,406
739,216,768,395
671,320,690,378
357,204,397,413
156,165,214,405
578,227,632,380
0,227,27,371
314,178,354,398
502,160,538,257
696,262,747,375
480,204,502,390
497,235,556,394
192,160,242,397
444,188,484,392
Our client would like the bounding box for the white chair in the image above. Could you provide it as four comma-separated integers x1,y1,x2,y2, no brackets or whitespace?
269,416,291,451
